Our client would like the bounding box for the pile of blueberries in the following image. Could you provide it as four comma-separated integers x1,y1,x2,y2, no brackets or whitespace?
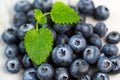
2,0,120,80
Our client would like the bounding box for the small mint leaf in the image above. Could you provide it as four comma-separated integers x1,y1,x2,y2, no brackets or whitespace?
34,9,47,24
50,2,80,24
24,28,53,65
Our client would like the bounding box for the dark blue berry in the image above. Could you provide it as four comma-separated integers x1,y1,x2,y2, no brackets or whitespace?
14,12,27,28
68,35,86,53
75,22,93,38
79,13,86,22
55,67,69,80
53,24,71,33
2,27,19,45
102,44,118,57
33,0,52,12
77,75,91,80
52,44,73,66
94,22,108,37
48,27,57,41
77,0,95,15
19,41,26,55
97,57,112,72
17,24,34,40
92,72,110,80
94,5,110,20
15,0,32,13
5,58,21,73
5,44,19,58
37,63,54,80
88,34,102,49
22,54,33,69
106,31,120,44
55,34,69,45
23,68,37,80
27,10,36,23
83,46,100,64
70,58,89,78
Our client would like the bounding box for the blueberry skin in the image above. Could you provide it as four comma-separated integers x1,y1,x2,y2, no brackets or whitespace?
79,13,86,22
5,58,21,73
19,41,26,55
53,24,71,33
110,56,120,74
75,22,93,38
70,58,89,78
77,0,95,15
23,68,37,80
33,0,52,12
77,75,91,80
83,46,101,64
68,35,86,53
102,44,118,57
94,22,108,37
15,0,32,13
75,31,83,37
52,44,73,66
55,68,69,80
22,54,33,69
2,27,19,45
88,34,102,49
92,72,110,80
55,34,69,45
14,12,27,28
27,10,36,23
97,57,112,72
5,45,19,58
106,31,120,44
48,27,57,41
94,6,110,20
37,63,54,80
17,24,34,40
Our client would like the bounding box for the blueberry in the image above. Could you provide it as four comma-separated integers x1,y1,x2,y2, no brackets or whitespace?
14,12,27,28
23,68,37,80
15,0,32,13
102,44,118,57
5,44,19,58
55,34,69,45
53,24,71,33
17,24,34,40
77,0,95,15
88,34,102,49
27,10,36,23
55,67,69,80
22,54,32,69
68,35,86,53
97,57,112,72
33,0,52,12
94,5,110,20
110,55,120,74
100,53,106,58
37,63,54,80
75,22,93,38
83,46,100,64
2,27,19,45
75,31,83,37
70,58,89,78
106,31,120,44
19,41,26,55
79,13,86,22
52,44,73,66
94,22,108,37
77,75,91,80
92,72,110,80
5,58,21,73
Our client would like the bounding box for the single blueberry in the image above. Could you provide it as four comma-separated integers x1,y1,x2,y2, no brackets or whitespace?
19,41,26,55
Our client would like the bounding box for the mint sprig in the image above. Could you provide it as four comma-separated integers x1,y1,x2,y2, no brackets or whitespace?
24,2,80,65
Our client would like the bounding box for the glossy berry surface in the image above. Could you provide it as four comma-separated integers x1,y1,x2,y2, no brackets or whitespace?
106,31,120,44
52,44,73,66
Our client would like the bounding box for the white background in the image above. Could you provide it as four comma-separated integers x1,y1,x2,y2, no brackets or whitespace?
0,0,120,80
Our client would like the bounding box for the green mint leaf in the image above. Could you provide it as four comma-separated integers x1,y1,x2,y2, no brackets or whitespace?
34,9,47,24
50,2,80,24
24,28,53,65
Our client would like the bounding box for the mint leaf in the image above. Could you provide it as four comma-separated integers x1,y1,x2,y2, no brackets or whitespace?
50,2,80,24
34,9,47,24
24,28,53,65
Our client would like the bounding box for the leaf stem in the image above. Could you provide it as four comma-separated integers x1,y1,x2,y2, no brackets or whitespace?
36,21,39,32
